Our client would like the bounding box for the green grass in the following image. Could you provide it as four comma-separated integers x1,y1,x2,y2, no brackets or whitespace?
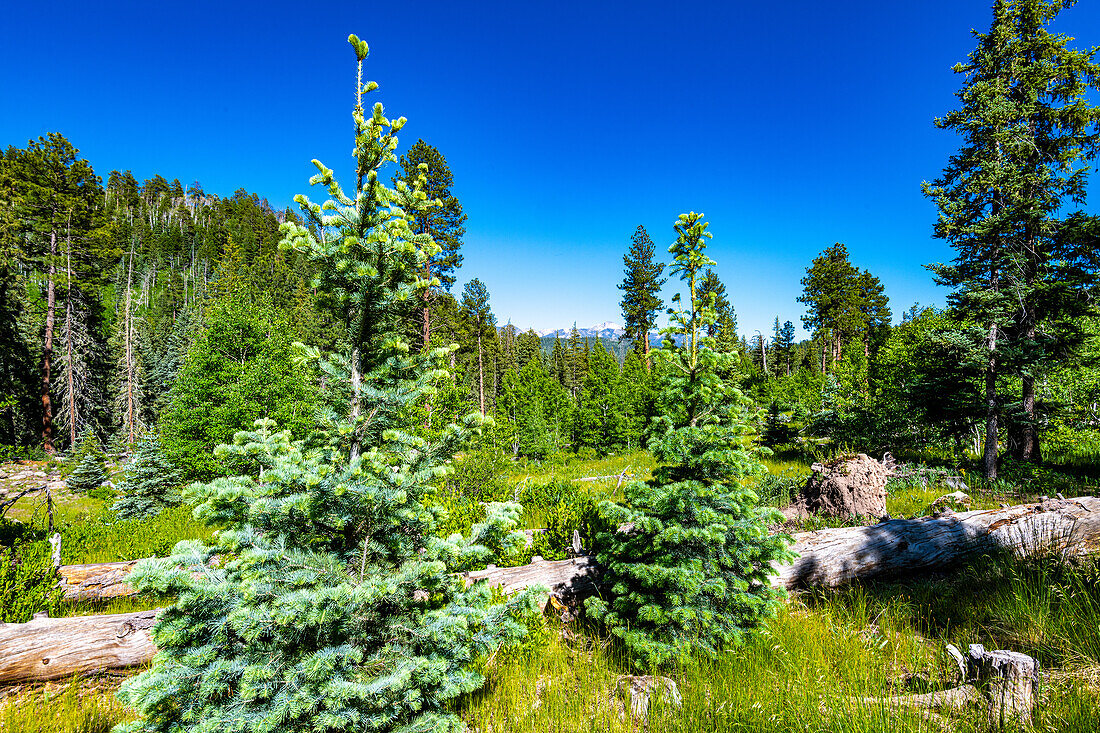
49,503,212,565
458,553,1100,733
0,682,130,733
6,450,1100,731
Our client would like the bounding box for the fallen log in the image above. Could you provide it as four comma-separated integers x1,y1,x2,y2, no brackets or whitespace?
11,497,1097,683
59,560,140,601
56,496,1100,600
775,495,1100,589
0,610,157,684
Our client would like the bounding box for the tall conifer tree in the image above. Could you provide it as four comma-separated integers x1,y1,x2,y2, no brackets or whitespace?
117,36,537,733
925,0,1100,474
619,225,666,367
587,212,793,670
394,140,466,350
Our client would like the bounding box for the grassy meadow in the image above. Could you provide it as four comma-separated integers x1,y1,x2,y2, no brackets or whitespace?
3,451,1100,731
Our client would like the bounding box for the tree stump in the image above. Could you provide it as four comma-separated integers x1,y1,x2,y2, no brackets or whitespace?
613,675,682,723
967,644,1039,727
786,453,891,519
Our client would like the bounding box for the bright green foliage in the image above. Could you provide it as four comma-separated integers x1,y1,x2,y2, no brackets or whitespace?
586,212,794,671
0,527,61,623
798,243,890,371
116,36,539,733
498,358,573,458
66,427,107,493
575,341,625,451
112,434,182,519
158,293,318,480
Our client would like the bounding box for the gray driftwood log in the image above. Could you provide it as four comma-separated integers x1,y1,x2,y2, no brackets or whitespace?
0,610,157,683
59,560,140,601
56,496,1100,602
7,497,1097,683
774,495,1100,589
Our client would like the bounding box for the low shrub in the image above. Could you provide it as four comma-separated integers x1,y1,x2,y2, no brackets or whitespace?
0,520,62,622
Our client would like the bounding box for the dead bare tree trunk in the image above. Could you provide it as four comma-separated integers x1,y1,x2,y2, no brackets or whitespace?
64,217,77,447
477,329,485,415
41,228,57,454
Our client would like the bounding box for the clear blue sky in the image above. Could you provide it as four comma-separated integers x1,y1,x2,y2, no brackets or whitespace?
3,1,1099,336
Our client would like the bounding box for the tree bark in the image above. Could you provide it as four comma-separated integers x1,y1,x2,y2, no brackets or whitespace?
983,320,999,480
41,229,57,454
55,496,1100,604
64,216,77,447
477,329,485,415
58,561,140,601
0,610,157,683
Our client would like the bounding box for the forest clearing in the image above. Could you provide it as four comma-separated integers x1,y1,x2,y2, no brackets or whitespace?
4,1,1100,731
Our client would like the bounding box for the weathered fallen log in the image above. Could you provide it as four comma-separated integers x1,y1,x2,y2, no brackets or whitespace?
56,496,1100,601
775,495,1100,589
0,610,157,683
59,560,140,601
11,497,1098,683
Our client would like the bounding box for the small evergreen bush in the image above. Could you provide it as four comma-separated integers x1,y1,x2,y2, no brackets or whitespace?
586,213,795,671
67,427,107,493
112,434,182,519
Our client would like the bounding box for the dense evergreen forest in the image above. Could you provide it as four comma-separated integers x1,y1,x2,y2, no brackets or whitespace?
3,121,1099,479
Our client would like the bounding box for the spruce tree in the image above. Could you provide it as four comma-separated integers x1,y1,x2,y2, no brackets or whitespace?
393,140,467,350
459,278,495,415
618,225,666,367
924,0,1100,473
112,434,182,519
586,212,794,671
116,36,538,733
67,426,107,493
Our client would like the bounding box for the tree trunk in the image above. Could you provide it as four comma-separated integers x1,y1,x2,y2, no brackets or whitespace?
123,241,137,450
984,321,999,480
477,329,485,415
775,495,1100,589
65,222,77,447
58,561,140,601
41,229,57,454
0,610,157,683
1019,371,1039,462
642,329,651,371
421,287,431,352
15,497,1100,682
55,495,1100,604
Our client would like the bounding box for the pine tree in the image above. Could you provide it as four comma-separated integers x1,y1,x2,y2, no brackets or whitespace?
8,134,104,454
460,278,495,414
394,140,467,350
67,426,107,493
117,36,538,733
112,434,181,518
618,225,666,367
773,319,796,377
586,212,794,670
698,269,737,349
575,340,624,451
925,0,1100,474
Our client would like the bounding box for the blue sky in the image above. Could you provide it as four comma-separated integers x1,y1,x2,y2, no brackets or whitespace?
3,1,1099,336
